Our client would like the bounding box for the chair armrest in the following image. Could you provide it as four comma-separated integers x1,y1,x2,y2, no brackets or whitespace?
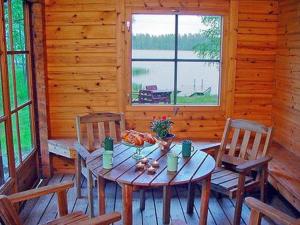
201,142,221,151
245,197,300,225
236,156,271,173
199,143,221,158
222,155,247,166
8,182,74,203
76,212,121,225
75,142,92,160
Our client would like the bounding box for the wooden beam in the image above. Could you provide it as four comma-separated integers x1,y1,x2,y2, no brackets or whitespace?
225,0,238,118
30,2,51,178
116,0,126,113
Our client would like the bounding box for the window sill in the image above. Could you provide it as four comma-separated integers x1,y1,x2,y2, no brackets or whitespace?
126,104,222,112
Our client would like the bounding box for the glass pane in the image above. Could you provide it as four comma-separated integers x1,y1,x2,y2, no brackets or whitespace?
132,14,175,59
132,61,174,105
178,15,222,60
12,0,26,51
0,122,10,186
18,106,33,160
177,62,220,105
7,55,15,109
15,54,29,105
11,113,20,166
4,1,11,51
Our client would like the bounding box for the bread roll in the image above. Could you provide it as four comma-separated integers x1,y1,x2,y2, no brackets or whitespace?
122,130,156,146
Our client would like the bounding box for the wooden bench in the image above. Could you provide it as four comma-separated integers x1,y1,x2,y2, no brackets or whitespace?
268,142,300,211
48,138,77,174
48,138,77,159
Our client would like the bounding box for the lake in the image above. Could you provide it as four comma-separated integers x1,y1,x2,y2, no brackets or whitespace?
132,49,220,96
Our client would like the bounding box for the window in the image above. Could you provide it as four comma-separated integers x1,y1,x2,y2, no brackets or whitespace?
131,14,222,106
0,0,35,186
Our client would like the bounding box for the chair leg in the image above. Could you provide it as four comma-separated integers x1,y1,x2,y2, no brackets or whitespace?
139,189,145,211
256,166,268,225
260,166,268,202
249,208,261,225
187,183,195,214
87,169,94,218
75,153,82,198
233,173,246,225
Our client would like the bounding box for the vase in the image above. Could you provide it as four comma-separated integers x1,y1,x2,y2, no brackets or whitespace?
158,134,175,151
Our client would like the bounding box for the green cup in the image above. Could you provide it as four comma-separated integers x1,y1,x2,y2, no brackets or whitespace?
182,140,194,158
103,151,113,169
103,136,114,151
167,152,179,172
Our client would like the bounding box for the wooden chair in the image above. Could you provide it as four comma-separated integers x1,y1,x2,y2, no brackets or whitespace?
75,112,125,216
138,90,156,103
0,182,121,225
146,85,157,91
138,90,168,104
187,118,273,225
245,197,300,225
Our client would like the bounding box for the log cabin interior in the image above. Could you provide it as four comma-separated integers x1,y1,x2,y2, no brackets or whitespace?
0,0,299,225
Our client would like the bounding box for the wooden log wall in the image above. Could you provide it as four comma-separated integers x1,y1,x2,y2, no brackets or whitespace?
45,0,119,138
44,0,278,140
234,0,277,123
273,0,300,157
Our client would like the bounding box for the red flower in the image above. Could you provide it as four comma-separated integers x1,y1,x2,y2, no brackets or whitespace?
161,115,167,120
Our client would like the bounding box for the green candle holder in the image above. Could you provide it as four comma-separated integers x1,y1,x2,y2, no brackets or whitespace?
132,146,144,160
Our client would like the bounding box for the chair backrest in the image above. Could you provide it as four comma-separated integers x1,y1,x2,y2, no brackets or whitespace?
138,90,155,103
75,112,125,151
146,85,157,91
216,118,272,166
0,195,22,225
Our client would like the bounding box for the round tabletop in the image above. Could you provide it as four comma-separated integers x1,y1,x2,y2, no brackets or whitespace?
86,142,217,187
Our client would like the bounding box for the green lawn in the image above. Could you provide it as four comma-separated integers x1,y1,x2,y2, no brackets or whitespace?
176,95,218,104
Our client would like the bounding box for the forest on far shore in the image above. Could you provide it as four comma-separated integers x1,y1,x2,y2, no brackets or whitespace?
132,33,206,51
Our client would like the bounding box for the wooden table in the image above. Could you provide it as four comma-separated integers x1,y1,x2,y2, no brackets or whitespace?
86,142,219,225
152,90,172,103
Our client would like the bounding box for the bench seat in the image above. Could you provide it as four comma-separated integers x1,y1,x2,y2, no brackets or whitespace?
268,142,300,211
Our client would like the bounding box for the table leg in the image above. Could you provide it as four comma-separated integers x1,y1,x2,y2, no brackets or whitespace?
140,189,145,211
187,183,195,214
87,170,94,218
122,184,133,225
199,175,211,225
163,186,171,224
97,176,106,215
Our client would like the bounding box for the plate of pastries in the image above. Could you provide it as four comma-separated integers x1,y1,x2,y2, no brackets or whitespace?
122,130,156,147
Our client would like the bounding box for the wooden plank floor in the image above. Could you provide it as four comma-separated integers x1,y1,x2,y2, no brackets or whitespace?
19,174,275,225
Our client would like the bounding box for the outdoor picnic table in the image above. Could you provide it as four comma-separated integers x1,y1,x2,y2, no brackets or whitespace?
86,142,219,225
151,89,172,103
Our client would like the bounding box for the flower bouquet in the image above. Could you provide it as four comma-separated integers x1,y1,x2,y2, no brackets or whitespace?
150,115,175,150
